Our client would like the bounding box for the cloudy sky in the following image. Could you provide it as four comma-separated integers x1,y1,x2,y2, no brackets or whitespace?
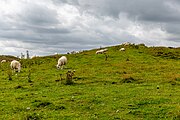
0,0,180,56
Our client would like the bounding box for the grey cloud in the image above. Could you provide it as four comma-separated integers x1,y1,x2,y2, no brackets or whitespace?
52,0,79,5
76,0,180,44
77,0,180,23
19,3,59,25
165,23,180,35
36,28,70,34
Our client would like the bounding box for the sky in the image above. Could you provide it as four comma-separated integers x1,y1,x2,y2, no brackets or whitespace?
0,0,180,57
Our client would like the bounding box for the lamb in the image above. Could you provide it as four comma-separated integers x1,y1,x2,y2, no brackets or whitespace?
56,56,67,69
10,60,21,72
96,48,108,54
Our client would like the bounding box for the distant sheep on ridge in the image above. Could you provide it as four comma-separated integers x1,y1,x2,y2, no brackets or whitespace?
96,48,108,54
1,60,6,63
122,42,131,46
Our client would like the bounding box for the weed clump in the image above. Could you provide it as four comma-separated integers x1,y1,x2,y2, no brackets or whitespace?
167,80,179,86
32,100,52,108
36,101,52,108
104,53,109,61
7,70,12,80
121,76,137,83
66,70,75,85
27,69,32,83
54,105,66,110
25,113,42,120
15,85,23,89
55,70,76,84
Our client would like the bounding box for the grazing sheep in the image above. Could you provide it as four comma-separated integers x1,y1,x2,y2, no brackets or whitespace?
1,60,6,63
96,50,103,54
120,48,125,51
71,51,80,54
96,48,108,54
56,56,67,69
103,48,108,52
10,60,21,72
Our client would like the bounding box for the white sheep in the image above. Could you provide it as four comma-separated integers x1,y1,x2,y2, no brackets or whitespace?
96,48,108,54
56,56,67,69
96,50,104,54
119,48,125,51
103,48,108,52
10,60,21,72
1,60,6,63
71,51,80,54
122,42,131,46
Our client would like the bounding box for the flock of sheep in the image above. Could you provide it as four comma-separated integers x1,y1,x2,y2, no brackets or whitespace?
1,42,129,73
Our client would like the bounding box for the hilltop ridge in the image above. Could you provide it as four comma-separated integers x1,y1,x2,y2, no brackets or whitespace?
0,55,19,62
1,43,179,61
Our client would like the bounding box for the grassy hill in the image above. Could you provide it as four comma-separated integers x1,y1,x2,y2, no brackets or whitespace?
0,44,180,119
0,55,19,62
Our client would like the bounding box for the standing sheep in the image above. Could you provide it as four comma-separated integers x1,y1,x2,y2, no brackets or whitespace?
56,56,67,69
10,60,21,72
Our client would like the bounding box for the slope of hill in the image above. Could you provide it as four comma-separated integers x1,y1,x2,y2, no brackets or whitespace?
0,55,19,62
0,44,179,119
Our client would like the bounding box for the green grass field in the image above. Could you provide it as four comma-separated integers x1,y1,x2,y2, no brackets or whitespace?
0,44,180,120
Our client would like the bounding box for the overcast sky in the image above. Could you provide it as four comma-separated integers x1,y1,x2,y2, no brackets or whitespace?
0,0,180,56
